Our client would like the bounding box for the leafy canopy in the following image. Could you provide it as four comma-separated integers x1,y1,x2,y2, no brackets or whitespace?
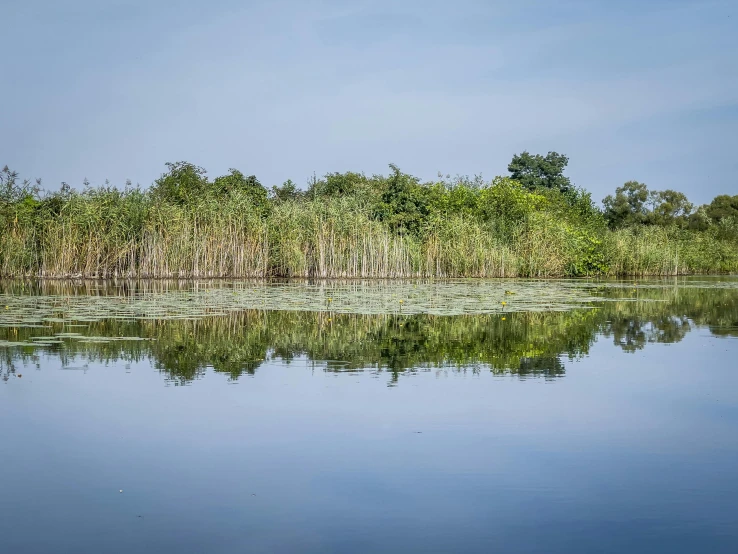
151,162,268,211
603,181,694,229
373,164,430,235
507,151,571,192
705,195,738,222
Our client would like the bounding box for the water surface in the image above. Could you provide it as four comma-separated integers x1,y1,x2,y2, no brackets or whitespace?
2,278,737,553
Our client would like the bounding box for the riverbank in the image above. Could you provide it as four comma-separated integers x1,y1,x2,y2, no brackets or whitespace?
2,165,736,278
2,203,736,278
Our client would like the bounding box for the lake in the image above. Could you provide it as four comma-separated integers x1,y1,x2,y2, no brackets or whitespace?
1,278,737,553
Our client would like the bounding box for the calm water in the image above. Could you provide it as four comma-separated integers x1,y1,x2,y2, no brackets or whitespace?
1,278,737,553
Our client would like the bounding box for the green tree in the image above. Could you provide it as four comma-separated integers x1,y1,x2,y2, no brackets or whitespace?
705,194,738,222
373,164,429,235
150,162,209,205
602,181,650,228
270,179,300,202
478,176,547,222
213,169,268,210
648,189,693,227
424,174,483,219
309,171,368,197
507,151,571,192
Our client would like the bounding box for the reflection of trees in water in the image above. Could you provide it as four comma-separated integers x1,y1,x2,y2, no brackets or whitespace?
597,285,738,351
1,283,737,385
603,316,691,352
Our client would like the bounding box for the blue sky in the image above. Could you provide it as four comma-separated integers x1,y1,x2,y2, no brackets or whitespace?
2,0,736,204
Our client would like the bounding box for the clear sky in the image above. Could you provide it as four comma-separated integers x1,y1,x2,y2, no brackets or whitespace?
2,0,736,204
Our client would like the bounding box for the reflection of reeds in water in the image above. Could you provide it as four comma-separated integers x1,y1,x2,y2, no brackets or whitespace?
1,281,736,385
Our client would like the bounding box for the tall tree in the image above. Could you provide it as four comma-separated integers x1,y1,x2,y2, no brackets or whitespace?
213,169,268,209
602,181,650,228
705,194,738,222
151,162,209,205
648,189,693,226
507,151,571,192
374,164,429,235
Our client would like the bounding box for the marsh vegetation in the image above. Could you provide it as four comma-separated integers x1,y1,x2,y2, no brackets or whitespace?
1,154,736,278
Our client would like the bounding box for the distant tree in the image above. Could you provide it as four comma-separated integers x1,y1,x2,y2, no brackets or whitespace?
479,176,547,222
648,189,693,227
374,164,429,235
705,194,738,222
150,162,209,205
602,181,650,228
604,183,695,228
213,169,268,209
270,179,300,202
507,151,571,192
687,206,711,231
309,172,368,197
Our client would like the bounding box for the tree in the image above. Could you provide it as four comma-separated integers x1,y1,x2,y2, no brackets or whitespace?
705,194,738,222
507,151,571,192
602,181,650,228
270,179,300,202
373,164,429,235
649,189,693,227
687,206,711,231
150,162,209,205
213,169,268,209
309,172,368,197
478,176,547,222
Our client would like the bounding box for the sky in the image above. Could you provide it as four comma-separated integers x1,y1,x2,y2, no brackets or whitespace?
1,0,736,205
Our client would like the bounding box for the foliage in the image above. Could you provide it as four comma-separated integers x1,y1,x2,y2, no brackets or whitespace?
150,161,210,205
1,165,41,204
309,171,369,198
603,181,650,228
705,194,738,222
270,179,300,202
150,162,268,212
212,169,268,212
0,155,736,278
3,280,736,384
373,164,430,236
507,151,571,192
649,189,693,227
479,177,547,222
603,181,694,229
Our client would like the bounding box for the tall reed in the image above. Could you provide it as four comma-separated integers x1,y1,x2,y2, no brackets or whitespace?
1,186,737,278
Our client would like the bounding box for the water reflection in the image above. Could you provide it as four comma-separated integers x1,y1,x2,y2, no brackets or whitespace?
1,279,736,385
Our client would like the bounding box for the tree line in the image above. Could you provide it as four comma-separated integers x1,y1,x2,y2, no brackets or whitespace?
2,151,735,233
1,152,736,278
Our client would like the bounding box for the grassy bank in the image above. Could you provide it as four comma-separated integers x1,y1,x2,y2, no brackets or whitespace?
1,163,736,278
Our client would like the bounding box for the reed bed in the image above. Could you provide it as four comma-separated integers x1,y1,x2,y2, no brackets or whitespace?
2,184,737,279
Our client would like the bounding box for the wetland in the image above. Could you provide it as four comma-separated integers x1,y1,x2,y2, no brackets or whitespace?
2,277,738,553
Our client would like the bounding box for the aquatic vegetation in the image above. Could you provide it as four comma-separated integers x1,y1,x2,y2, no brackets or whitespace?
1,278,736,385
0,280,647,332
2,164,736,278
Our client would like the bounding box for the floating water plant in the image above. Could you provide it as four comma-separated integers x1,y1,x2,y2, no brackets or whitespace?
0,278,737,351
